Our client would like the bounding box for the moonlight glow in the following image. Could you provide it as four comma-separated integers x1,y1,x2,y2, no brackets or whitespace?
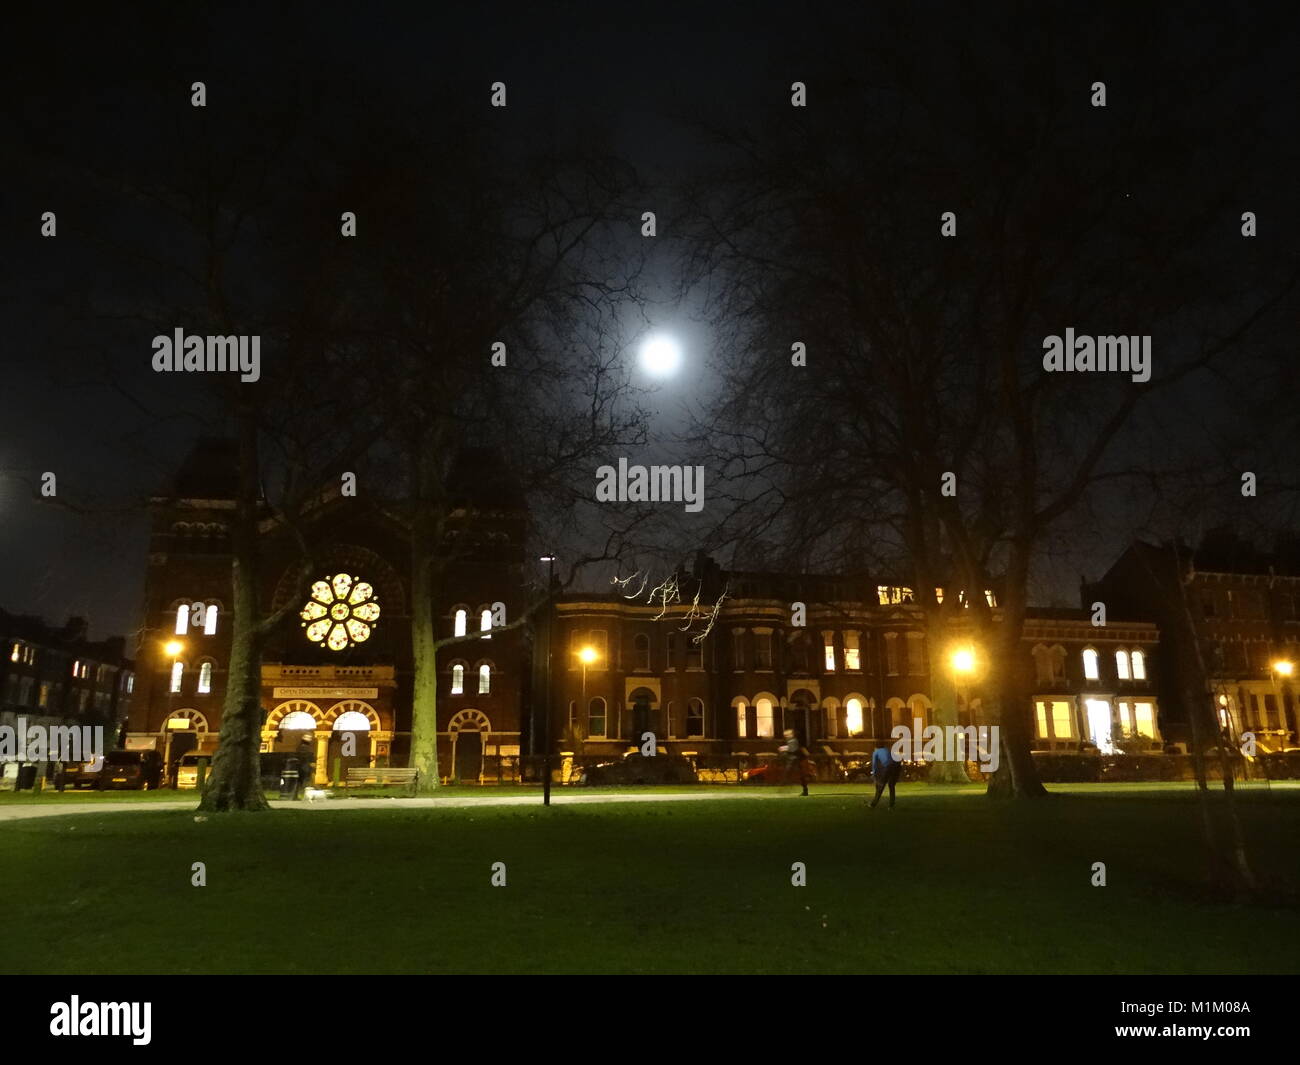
639,334,682,377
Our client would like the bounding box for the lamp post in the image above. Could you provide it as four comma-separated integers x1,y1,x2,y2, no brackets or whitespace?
1271,659,1294,748
162,639,184,784
950,646,977,768
538,555,556,805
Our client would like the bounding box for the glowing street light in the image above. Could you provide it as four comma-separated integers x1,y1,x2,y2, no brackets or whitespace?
1272,660,1294,677
163,640,184,658
578,645,600,724
578,646,598,665
950,647,976,675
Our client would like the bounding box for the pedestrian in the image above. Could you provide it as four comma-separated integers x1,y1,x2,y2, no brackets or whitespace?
779,729,812,795
868,738,901,809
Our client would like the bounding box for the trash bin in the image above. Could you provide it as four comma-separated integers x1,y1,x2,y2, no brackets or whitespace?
279,758,301,800
16,764,38,791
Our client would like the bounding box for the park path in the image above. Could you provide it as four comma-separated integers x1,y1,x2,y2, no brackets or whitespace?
0,789,806,823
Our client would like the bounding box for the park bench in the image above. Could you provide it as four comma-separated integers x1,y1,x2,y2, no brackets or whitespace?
346,767,419,793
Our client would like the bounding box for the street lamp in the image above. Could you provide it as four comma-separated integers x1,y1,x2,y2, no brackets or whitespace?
163,640,183,659
578,645,599,720
1271,659,1295,746
949,646,977,765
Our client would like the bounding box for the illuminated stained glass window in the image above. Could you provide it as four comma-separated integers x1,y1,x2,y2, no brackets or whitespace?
300,574,381,651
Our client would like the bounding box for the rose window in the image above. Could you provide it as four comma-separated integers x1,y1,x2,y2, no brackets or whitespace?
300,573,380,651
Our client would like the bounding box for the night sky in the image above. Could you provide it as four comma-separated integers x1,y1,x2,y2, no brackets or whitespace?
3,2,1297,641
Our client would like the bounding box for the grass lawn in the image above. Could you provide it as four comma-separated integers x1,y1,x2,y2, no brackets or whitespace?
3,783,1297,974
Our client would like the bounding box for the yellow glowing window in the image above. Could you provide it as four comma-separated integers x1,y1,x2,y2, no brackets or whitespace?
1134,702,1155,738
1050,701,1073,739
1036,701,1048,738
845,697,864,736
301,574,380,651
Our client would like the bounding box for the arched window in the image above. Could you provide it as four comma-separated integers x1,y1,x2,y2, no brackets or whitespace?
454,609,467,638
735,701,748,738
197,662,213,694
480,609,493,638
845,697,865,736
755,697,775,739
1115,649,1130,680
169,661,184,693
588,697,607,738
204,604,218,635
1131,650,1146,680
280,710,317,731
1082,648,1100,681
175,605,189,636
478,663,491,694
686,698,705,737
451,664,465,695
634,633,651,671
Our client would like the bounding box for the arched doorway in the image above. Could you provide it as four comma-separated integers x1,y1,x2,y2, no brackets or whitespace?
628,687,657,744
449,708,490,784
161,709,209,781
324,700,379,782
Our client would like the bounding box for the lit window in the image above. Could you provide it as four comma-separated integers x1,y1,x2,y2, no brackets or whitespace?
845,697,864,736
451,665,464,695
686,698,705,737
1134,701,1155,737
478,664,491,694
126,674,134,693
300,574,380,651
755,697,775,738
985,590,997,607
935,588,944,604
72,659,80,677
1035,701,1049,738
454,609,467,638
736,702,748,738
169,661,184,693
1051,700,1073,739
1131,650,1146,680
175,605,189,635
824,637,836,672
480,609,492,638
1115,650,1130,680
280,710,317,731
204,605,218,635
844,632,861,671
1082,648,1099,680
198,662,213,694
9,643,19,663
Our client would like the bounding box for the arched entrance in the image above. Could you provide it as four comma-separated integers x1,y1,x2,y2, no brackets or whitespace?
323,700,379,783
449,708,491,784
628,686,657,744
161,709,210,780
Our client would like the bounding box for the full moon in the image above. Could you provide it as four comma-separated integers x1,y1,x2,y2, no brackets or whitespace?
639,334,682,377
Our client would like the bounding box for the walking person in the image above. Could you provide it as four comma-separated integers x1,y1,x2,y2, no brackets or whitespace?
779,729,813,795
868,738,901,809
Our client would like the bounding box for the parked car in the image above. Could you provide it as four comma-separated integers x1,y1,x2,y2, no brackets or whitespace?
176,753,202,789
56,759,104,789
98,750,163,790
579,752,697,786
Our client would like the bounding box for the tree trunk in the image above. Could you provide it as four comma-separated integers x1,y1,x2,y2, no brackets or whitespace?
986,591,1047,799
924,619,970,784
408,433,442,795
199,400,270,812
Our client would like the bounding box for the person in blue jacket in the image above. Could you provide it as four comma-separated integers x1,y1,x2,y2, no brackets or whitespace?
868,739,901,809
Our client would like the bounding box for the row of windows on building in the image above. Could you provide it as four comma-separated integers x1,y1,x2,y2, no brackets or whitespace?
168,659,500,697
564,694,885,741
3,673,126,713
566,627,930,675
1199,586,1300,621
173,603,220,636
1031,645,1149,684
8,641,130,687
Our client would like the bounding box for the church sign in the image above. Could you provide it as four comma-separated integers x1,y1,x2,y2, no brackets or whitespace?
272,687,378,699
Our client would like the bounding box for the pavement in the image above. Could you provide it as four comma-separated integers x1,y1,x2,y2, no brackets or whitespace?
0,788,808,822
